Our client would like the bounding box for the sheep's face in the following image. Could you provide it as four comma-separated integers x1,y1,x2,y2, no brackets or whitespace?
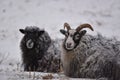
60,23,94,51
19,27,44,49
60,29,86,51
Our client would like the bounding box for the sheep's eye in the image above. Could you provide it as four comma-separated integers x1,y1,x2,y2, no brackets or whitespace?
74,34,80,40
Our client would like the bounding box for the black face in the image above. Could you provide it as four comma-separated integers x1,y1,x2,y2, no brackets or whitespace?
19,28,45,49
73,30,87,49
19,28,45,43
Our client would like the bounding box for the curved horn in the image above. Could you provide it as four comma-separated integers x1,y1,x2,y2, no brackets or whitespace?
64,22,71,31
76,23,94,32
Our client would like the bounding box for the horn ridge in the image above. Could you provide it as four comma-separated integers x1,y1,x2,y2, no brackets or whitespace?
76,23,94,31
64,23,71,31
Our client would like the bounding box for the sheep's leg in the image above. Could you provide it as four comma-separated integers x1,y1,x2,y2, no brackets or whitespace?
33,66,36,79
33,71,35,79
29,66,31,78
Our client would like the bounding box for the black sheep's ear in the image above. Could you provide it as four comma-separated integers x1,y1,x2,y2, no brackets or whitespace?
60,29,68,36
19,29,25,34
39,30,45,35
79,30,87,37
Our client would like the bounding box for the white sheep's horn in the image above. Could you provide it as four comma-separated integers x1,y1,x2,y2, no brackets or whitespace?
76,23,94,32
64,22,71,31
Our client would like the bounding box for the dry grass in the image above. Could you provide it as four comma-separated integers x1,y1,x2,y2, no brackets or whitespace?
42,74,54,79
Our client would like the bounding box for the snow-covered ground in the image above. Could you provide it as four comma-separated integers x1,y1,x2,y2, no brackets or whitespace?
0,0,120,79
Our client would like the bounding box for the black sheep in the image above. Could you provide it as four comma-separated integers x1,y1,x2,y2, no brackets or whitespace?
19,26,51,71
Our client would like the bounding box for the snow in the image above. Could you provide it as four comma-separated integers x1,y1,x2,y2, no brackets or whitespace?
0,0,120,79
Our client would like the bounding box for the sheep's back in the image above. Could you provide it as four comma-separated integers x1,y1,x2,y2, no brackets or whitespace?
76,34,120,78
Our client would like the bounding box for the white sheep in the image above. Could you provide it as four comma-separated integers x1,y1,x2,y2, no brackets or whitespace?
60,23,120,80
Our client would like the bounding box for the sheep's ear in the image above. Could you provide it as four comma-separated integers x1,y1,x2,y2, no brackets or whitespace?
60,29,68,36
39,30,45,35
19,29,25,34
79,30,87,36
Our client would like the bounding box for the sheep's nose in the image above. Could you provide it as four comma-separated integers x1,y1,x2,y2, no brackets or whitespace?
67,43,72,48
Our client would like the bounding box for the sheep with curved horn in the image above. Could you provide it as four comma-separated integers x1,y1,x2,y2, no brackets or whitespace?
60,22,120,80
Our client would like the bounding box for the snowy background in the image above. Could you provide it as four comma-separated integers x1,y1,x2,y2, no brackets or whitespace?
0,0,120,79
